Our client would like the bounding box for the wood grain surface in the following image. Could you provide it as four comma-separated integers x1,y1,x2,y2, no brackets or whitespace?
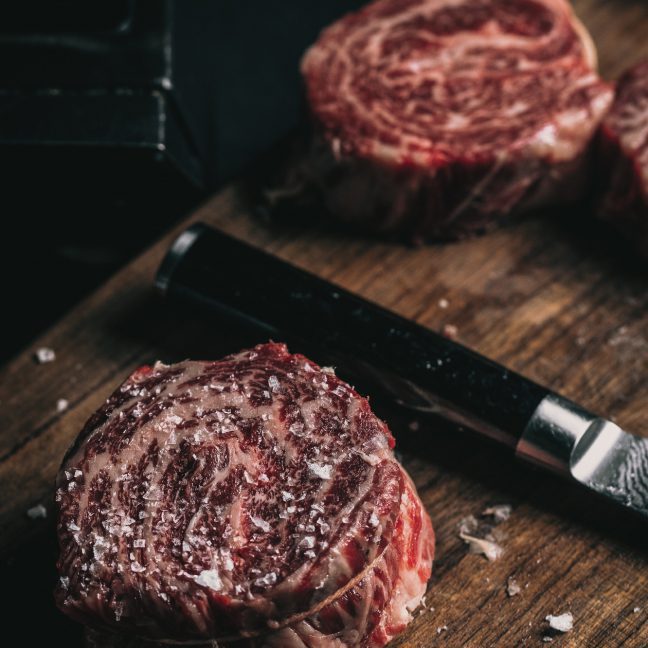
2,1,648,646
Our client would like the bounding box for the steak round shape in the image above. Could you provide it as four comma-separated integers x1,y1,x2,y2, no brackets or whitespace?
596,59,648,257
56,343,434,647
300,0,613,241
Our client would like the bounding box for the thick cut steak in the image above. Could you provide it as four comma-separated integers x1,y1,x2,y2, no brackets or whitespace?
56,343,434,647
596,60,648,257
300,0,613,241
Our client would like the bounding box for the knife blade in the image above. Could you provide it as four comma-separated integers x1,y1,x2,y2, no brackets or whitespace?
156,222,648,519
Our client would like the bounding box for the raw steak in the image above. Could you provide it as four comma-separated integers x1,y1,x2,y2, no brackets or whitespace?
300,0,613,241
596,59,648,257
56,343,434,647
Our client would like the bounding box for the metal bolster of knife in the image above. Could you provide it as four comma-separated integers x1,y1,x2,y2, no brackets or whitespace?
517,394,595,474
518,394,626,480
520,395,648,512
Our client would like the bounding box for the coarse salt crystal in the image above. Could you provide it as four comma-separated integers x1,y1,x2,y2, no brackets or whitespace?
307,462,332,480
546,612,573,633
438,298,449,309
68,521,80,531
506,577,521,597
93,537,110,560
289,421,305,435
354,448,380,466
459,532,503,561
250,516,271,532
130,561,146,573
254,572,278,587
299,536,316,550
57,398,69,413
35,347,56,364
457,515,479,535
27,504,47,519
221,550,234,571
317,519,330,534
133,539,146,548
268,375,280,392
483,504,512,523
195,569,222,591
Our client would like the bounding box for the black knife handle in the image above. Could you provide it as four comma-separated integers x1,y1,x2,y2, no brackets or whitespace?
156,223,552,448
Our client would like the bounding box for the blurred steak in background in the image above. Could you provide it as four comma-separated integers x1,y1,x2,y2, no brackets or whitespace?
596,59,648,257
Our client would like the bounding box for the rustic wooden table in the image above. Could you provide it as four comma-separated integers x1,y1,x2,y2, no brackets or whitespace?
1,1,647,645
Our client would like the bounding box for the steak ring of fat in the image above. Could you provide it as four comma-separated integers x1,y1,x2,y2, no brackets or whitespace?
56,343,435,647
300,0,613,241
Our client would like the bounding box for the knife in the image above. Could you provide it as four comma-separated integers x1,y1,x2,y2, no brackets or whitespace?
156,222,648,519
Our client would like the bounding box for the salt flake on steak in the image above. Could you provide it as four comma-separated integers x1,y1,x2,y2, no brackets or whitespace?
301,0,612,241
194,569,223,592
250,515,272,532
307,460,333,480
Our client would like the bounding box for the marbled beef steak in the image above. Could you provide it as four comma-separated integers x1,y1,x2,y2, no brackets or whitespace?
597,59,648,257
56,343,434,647
300,0,613,241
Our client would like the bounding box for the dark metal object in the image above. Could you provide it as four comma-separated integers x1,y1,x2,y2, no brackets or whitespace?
156,223,648,519
520,395,648,512
0,0,206,190
0,0,369,192
156,224,548,445
0,0,370,361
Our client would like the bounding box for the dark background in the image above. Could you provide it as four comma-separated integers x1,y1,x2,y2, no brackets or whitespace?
0,0,364,363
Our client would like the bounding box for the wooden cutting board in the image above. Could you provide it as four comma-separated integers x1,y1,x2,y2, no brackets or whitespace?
1,1,647,645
